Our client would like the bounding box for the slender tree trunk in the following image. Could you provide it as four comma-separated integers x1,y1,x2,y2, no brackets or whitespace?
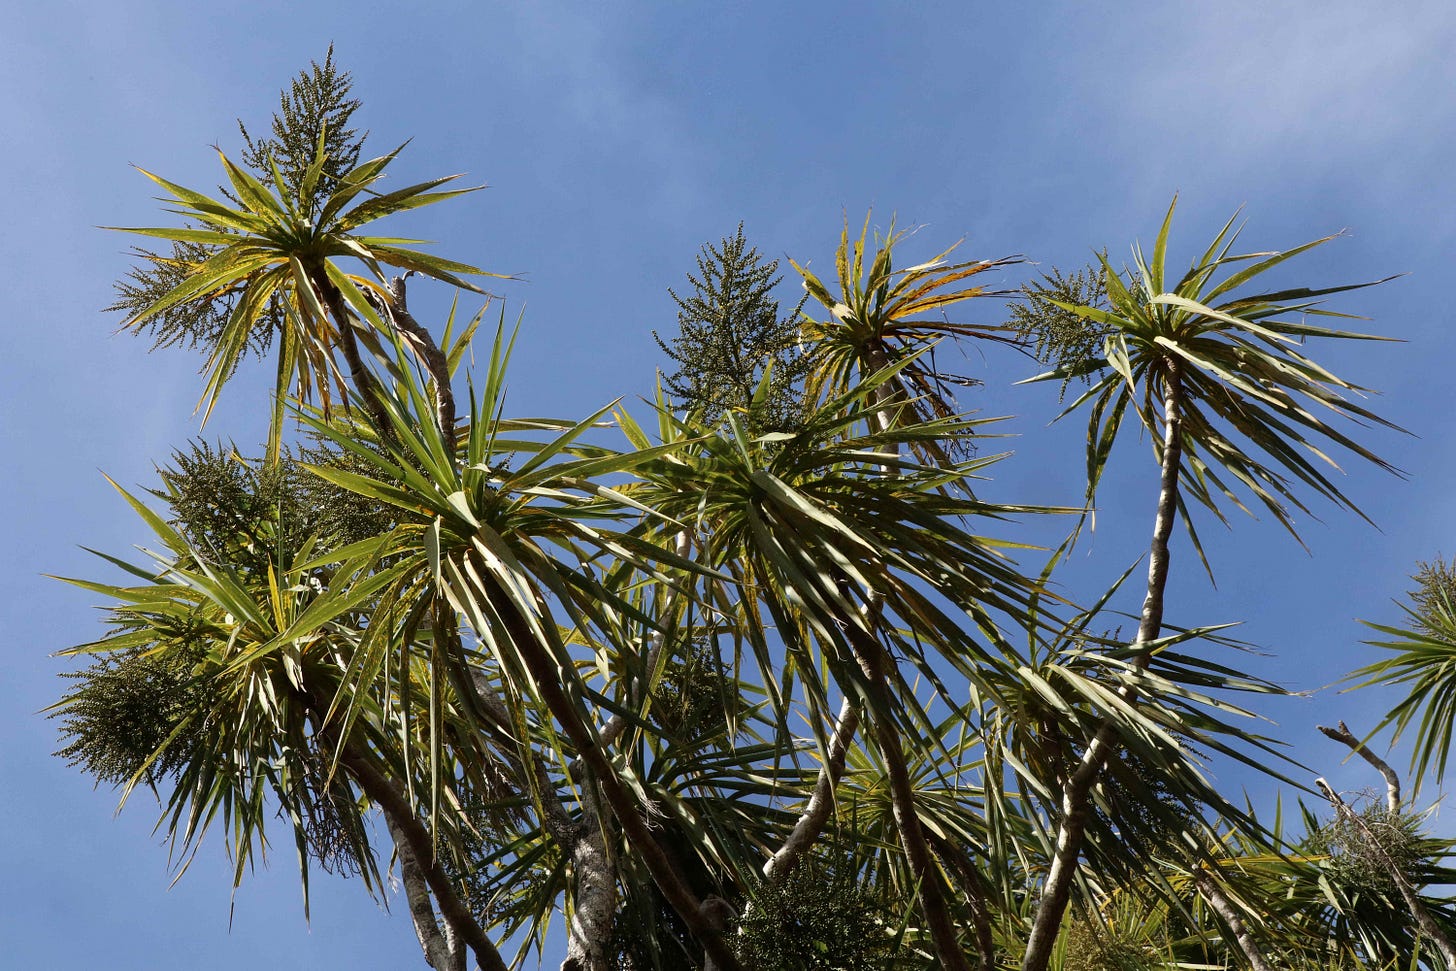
1192,872,1274,971
304,688,500,970
331,274,627,967
380,284,730,967
763,697,859,883
297,285,493,968
465,667,618,971
484,587,744,971
559,532,695,967
854,343,972,969
399,297,623,970
382,808,467,971
338,744,510,971
934,835,997,969
559,790,616,971
311,270,396,438
853,629,973,971
1023,359,1185,971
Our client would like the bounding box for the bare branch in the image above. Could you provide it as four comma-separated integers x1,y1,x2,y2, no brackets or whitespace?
1316,777,1456,966
1319,720,1400,813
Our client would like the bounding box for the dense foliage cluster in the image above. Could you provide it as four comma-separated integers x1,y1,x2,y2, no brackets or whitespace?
655,224,808,432
734,860,897,970
50,54,1456,971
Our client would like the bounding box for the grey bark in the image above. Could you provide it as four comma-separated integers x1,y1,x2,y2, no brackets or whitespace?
561,813,616,971
1318,721,1400,813
338,745,509,971
1023,359,1185,971
467,669,618,971
762,697,860,883
548,747,617,971
486,589,744,971
558,532,695,969
1192,871,1274,971
383,807,467,971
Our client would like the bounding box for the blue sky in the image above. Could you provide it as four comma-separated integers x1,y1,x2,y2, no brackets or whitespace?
5,2,1456,967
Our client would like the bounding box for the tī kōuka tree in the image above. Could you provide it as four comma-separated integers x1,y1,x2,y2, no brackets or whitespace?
1015,197,1403,971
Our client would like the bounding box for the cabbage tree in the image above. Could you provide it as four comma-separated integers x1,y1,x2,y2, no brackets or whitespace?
1016,198,1402,971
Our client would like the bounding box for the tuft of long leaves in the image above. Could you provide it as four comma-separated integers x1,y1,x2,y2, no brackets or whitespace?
1022,196,1404,556
109,64,506,459
1353,570,1456,795
791,212,1021,463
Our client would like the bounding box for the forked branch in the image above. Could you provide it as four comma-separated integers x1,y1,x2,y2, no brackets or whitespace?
1318,720,1400,813
1316,725,1456,967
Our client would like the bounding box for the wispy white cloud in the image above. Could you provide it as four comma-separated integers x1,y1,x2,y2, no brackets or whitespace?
1092,3,1456,197
489,7,708,217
